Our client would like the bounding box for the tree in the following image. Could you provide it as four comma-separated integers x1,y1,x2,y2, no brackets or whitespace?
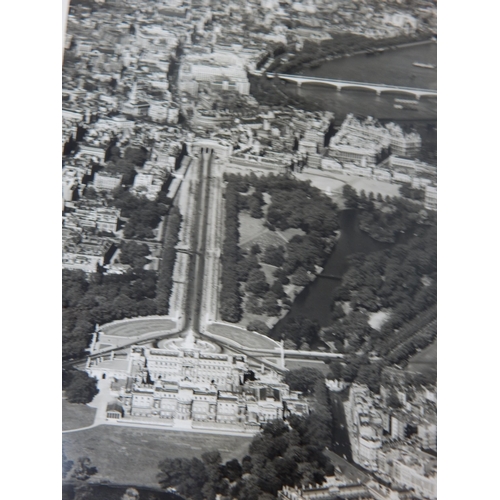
246,269,269,296
248,196,264,218
262,245,285,267
285,316,321,346
270,279,286,299
342,184,359,209
119,241,151,269
262,291,281,316
124,146,148,167
327,362,343,380
251,244,261,255
220,293,243,323
331,302,346,320
273,267,290,285
284,368,324,395
71,457,98,481
246,294,262,315
158,457,207,500
388,388,402,408
62,447,74,479
356,363,382,393
224,458,243,482
291,266,311,286
65,371,99,404
247,320,270,335
84,186,98,199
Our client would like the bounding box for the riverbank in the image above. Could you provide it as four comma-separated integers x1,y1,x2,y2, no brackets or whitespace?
269,33,434,75
294,38,437,75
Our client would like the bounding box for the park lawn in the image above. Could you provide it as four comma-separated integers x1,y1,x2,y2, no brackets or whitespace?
62,426,252,488
368,311,390,331
62,398,97,431
278,227,306,241
238,302,285,332
260,263,278,285
102,318,177,337
238,212,265,245
207,323,279,349
406,340,437,376
238,212,287,252
241,231,286,253
285,360,330,374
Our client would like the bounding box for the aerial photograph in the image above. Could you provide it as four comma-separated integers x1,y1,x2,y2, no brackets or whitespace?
62,0,437,499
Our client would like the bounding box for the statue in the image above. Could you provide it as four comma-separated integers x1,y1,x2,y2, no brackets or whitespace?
182,329,196,350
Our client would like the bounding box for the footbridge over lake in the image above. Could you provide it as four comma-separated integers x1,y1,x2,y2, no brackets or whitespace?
318,274,343,280
269,73,437,100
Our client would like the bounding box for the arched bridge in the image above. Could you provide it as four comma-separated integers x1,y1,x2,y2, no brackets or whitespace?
269,73,437,100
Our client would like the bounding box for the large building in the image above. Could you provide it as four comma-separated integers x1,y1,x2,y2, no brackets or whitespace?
329,115,421,166
424,185,437,211
87,332,309,432
94,171,123,191
179,62,251,96
345,384,437,499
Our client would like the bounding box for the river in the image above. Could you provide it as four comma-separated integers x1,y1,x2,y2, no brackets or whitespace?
270,44,436,336
282,41,437,159
301,42,437,91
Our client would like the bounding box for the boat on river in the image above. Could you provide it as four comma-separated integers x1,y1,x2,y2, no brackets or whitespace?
413,62,435,69
394,98,419,110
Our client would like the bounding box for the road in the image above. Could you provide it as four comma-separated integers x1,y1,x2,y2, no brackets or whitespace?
184,148,213,333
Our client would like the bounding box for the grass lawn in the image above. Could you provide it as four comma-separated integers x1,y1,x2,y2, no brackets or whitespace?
238,304,285,331
368,311,390,331
62,398,97,431
102,318,177,337
279,227,305,241
259,263,278,284
239,212,265,245
207,323,279,349
238,212,287,252
285,359,330,374
406,340,437,376
62,426,252,487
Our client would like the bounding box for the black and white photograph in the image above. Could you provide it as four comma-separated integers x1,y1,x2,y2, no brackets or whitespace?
60,1,443,498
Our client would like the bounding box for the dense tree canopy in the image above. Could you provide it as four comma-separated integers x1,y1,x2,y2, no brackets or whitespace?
65,371,99,404
156,207,182,315
63,267,159,360
219,184,244,322
112,188,168,240
261,245,285,267
119,241,151,270
159,407,336,499
284,367,324,395
219,174,340,322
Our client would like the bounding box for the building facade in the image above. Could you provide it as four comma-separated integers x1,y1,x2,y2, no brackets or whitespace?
87,335,309,431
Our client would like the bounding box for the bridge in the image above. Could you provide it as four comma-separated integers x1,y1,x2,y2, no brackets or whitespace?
318,274,343,280
269,73,437,100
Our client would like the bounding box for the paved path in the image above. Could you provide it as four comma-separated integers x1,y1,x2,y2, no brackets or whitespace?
63,377,114,433
324,449,370,483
